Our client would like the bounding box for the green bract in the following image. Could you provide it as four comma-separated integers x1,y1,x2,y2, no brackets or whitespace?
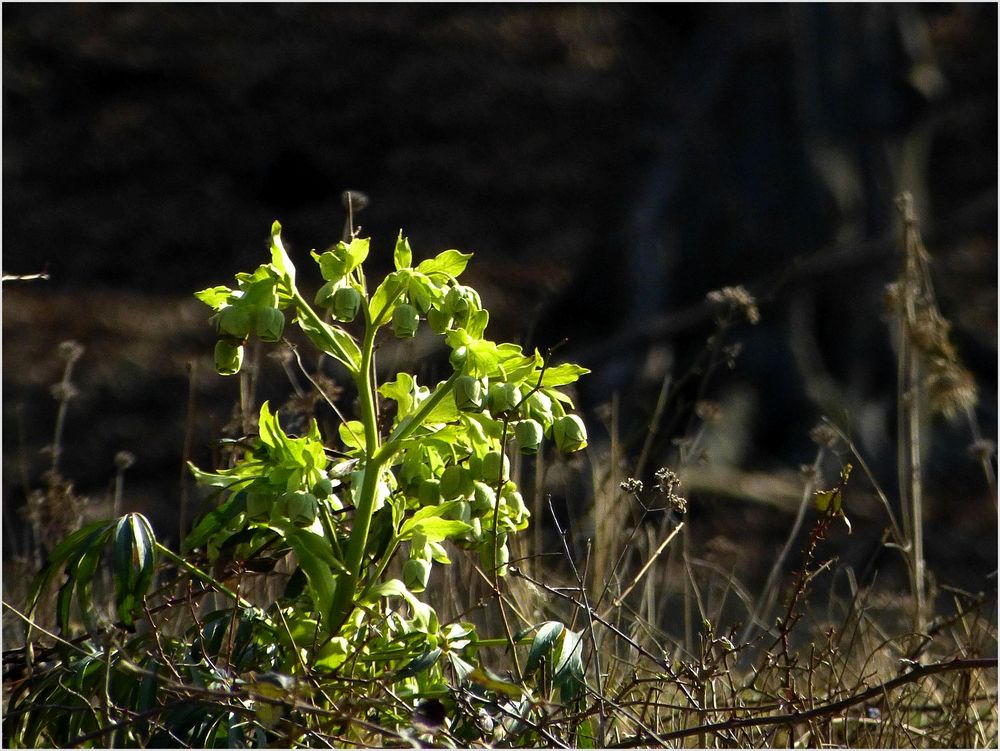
392,302,419,338
487,382,521,416
332,286,362,322
481,450,510,483
449,345,468,371
418,478,442,506
285,492,319,526
479,532,510,576
256,306,285,342
214,339,243,375
525,390,554,425
403,557,432,593
454,375,486,412
553,414,588,453
246,490,271,519
315,280,338,308
312,476,334,499
440,465,474,500
218,305,252,339
471,481,497,515
515,418,544,455
445,284,481,322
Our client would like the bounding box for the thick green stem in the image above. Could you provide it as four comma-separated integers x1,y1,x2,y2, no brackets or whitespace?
329,370,462,631
375,371,462,465
327,304,382,631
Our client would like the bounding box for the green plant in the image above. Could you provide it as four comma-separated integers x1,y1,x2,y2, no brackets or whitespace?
193,222,588,630
4,222,590,747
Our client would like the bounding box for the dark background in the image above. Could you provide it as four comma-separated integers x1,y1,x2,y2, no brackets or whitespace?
3,5,996,595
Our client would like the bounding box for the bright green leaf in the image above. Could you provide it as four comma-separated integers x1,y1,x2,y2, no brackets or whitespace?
416,249,473,279
540,363,591,388
339,420,366,453
369,272,405,326
393,231,412,271
194,286,232,310
269,221,295,285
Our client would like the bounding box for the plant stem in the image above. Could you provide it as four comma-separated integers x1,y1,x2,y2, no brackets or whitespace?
154,543,256,612
291,289,359,369
328,304,461,631
897,193,927,635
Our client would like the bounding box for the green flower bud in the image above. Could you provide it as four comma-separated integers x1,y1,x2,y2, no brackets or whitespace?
314,280,337,308
502,486,530,526
218,305,252,340
214,340,243,376
331,286,361,322
312,476,334,499
403,558,432,593
285,492,318,526
449,345,468,372
525,391,554,425
427,307,452,335
445,286,470,318
515,419,544,455
245,491,271,520
445,285,480,321
450,500,472,523
440,465,474,500
418,478,442,507
471,481,496,516
392,303,419,338
553,414,588,453
255,307,285,342
469,517,482,540
480,450,510,483
479,533,509,576
487,382,522,416
454,375,485,412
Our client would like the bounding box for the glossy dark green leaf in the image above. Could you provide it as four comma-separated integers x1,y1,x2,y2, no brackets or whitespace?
394,647,442,680
524,621,565,677
113,513,158,627
553,627,585,701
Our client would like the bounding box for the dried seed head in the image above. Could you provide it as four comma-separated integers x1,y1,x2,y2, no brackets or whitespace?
707,285,760,325
620,477,643,494
341,190,369,213
114,450,136,471
57,340,85,363
809,423,840,448
910,308,956,361
925,359,977,418
654,467,687,514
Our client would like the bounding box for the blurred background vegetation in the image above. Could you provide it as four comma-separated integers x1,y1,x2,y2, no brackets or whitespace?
3,5,995,602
